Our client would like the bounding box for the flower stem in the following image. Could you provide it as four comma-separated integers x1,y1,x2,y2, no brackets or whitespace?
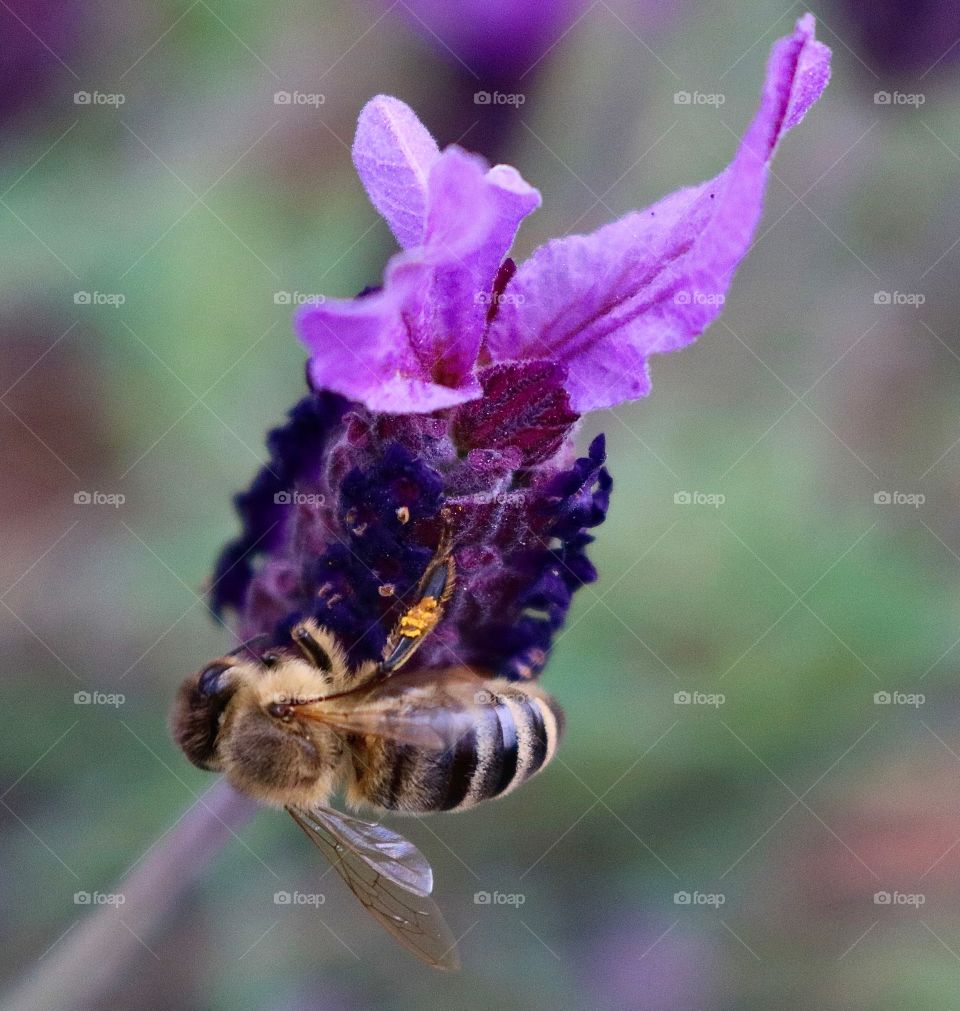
4,779,259,1011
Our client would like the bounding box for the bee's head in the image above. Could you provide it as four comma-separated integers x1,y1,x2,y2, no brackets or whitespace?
172,652,344,807
170,656,246,771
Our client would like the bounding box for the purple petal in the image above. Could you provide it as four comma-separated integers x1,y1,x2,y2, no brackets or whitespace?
299,142,539,413
297,279,482,413
485,13,831,412
412,149,541,385
452,359,579,466
352,95,440,250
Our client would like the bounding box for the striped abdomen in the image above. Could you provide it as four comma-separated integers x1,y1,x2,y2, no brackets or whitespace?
353,682,564,814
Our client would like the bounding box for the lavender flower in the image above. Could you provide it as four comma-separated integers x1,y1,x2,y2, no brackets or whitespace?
832,0,960,77
212,16,830,680
376,1,680,161
388,0,586,81
0,0,83,125
384,0,678,82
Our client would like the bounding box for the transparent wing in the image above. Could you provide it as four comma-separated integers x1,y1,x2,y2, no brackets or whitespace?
295,667,490,751
290,805,433,895
289,806,460,971
296,703,475,750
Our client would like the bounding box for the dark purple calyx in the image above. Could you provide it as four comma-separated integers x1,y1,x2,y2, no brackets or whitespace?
210,369,610,679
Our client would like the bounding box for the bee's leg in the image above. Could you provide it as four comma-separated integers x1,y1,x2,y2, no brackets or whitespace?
290,620,335,673
379,532,456,675
336,658,387,692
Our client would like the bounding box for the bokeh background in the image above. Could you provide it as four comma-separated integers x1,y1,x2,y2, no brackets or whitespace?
3,1,960,1008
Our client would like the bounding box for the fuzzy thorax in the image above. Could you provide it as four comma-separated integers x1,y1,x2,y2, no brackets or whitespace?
215,658,349,809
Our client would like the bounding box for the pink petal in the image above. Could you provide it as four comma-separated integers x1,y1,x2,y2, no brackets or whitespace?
299,145,539,413
352,95,441,250
296,277,483,414
413,148,541,385
486,13,831,412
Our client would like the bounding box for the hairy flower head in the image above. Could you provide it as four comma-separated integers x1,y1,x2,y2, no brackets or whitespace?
212,16,830,679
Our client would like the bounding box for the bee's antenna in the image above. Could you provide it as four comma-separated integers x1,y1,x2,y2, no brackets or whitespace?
233,632,273,660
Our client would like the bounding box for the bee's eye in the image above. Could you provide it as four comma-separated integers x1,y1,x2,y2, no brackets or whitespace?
198,663,230,697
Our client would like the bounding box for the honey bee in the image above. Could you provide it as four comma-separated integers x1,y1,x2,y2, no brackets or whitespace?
172,536,563,969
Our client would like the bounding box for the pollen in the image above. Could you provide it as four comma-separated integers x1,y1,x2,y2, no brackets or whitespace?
398,597,440,638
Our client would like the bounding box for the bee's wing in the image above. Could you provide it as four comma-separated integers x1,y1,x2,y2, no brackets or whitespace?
288,805,460,971
290,804,433,894
297,696,479,752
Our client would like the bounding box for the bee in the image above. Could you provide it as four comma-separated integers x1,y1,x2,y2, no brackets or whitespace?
171,535,564,969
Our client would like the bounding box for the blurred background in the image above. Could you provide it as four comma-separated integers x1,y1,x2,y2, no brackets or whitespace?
2,1,960,1008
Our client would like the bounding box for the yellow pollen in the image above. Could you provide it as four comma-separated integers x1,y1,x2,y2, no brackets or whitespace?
399,597,440,638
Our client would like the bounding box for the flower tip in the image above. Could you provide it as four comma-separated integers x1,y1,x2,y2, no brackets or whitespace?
588,433,606,463
354,95,428,148
292,298,314,325
352,93,440,251
783,13,832,134
359,92,407,114
354,93,421,132
487,163,542,208
795,12,816,36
